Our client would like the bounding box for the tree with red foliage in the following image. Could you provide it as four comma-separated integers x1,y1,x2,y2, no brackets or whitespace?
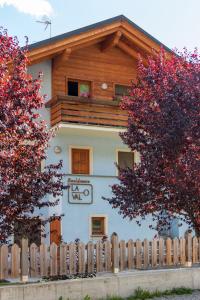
106,49,200,236
0,29,64,243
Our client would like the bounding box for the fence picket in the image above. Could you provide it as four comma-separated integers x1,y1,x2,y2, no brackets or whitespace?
143,239,149,269
119,240,126,271
96,241,103,272
87,242,94,273
78,242,85,274
192,237,198,263
30,243,38,277
50,243,58,276
11,244,20,278
136,240,142,269
173,238,179,265
69,242,76,275
152,239,158,267
104,240,111,271
159,238,164,266
166,238,172,266
40,244,48,277
186,233,192,263
111,233,119,272
127,239,134,269
180,238,186,265
0,245,8,279
59,243,67,275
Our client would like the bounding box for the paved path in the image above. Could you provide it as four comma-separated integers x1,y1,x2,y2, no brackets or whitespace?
155,291,200,299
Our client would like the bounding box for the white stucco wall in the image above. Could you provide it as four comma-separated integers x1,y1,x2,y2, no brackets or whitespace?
46,127,158,242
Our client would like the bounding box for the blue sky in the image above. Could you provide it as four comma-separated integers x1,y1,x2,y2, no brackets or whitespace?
0,0,199,50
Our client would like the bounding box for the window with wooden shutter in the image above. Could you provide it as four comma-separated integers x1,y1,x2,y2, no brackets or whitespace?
50,218,61,245
71,148,90,174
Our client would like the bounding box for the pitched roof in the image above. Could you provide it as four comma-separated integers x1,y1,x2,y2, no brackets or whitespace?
28,15,172,64
29,15,171,52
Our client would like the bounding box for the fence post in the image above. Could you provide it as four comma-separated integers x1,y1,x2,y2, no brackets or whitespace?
111,233,119,274
21,238,29,282
185,231,192,267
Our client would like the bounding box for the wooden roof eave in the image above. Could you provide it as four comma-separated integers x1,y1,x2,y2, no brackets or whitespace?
28,16,173,65
28,22,122,64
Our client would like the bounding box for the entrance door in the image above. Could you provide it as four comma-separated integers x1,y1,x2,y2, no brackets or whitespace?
50,218,61,245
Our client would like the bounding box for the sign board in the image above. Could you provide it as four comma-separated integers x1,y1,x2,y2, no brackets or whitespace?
68,178,93,204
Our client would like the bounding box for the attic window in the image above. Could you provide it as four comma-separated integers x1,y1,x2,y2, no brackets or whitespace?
67,79,91,98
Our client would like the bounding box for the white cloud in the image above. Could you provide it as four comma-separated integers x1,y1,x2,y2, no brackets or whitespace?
0,0,53,17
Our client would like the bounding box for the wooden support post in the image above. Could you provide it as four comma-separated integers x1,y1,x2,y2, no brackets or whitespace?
101,31,122,52
111,233,119,273
185,232,192,267
21,238,29,282
53,48,72,69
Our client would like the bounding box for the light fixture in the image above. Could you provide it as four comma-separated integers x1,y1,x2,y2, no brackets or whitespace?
54,146,62,154
101,83,108,90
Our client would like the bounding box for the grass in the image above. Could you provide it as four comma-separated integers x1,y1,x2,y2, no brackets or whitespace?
83,287,194,300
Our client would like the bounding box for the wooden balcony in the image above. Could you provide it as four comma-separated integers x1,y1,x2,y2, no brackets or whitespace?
46,96,128,128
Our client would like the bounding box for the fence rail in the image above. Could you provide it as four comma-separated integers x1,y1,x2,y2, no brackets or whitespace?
0,233,200,281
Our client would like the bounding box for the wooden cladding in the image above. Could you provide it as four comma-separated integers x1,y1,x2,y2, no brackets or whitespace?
72,148,90,175
52,44,137,100
50,96,128,127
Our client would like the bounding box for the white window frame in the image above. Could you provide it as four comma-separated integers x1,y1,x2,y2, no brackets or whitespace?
89,214,108,239
69,145,93,175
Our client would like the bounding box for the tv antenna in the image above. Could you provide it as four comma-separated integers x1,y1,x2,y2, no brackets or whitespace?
36,16,52,38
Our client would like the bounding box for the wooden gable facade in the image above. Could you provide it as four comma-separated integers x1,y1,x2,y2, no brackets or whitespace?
28,15,171,128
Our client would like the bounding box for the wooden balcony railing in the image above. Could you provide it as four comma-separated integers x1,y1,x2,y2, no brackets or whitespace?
46,95,128,128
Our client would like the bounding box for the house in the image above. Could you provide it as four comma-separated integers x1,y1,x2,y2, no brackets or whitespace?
27,15,181,244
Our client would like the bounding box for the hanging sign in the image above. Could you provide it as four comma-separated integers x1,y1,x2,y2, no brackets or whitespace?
68,178,93,204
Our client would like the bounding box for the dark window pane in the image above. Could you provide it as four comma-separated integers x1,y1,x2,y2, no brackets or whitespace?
68,81,78,96
118,151,134,169
115,85,129,97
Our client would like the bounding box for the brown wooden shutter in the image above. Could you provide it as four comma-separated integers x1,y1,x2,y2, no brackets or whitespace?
50,218,61,245
72,148,90,174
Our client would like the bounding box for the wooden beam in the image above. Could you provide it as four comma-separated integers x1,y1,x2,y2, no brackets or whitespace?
117,40,148,65
118,40,139,60
101,31,122,52
53,48,71,69
120,28,153,55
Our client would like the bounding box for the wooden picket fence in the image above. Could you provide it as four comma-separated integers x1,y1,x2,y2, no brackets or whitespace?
0,233,200,280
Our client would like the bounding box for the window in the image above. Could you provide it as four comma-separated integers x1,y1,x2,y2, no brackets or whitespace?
50,217,61,245
117,151,134,169
68,81,78,96
14,218,42,246
67,79,91,98
71,148,90,175
115,84,129,100
91,216,106,237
